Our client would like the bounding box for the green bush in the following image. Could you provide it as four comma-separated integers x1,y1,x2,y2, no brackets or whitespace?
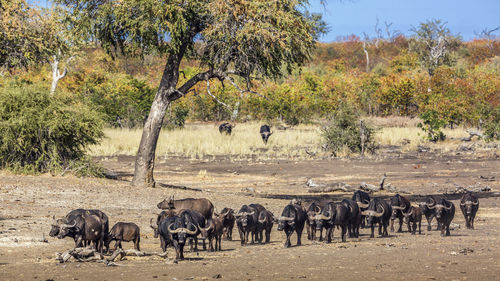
0,83,104,175
417,110,447,142
483,106,500,141
321,103,376,156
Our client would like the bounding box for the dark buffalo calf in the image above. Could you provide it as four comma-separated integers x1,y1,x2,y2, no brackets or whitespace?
105,222,140,251
199,217,224,251
460,192,479,229
257,210,274,243
402,206,423,235
218,208,235,240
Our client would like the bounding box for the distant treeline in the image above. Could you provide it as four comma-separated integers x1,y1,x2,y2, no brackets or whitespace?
4,36,499,129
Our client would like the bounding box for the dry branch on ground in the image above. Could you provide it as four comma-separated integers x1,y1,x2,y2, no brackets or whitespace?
56,246,168,265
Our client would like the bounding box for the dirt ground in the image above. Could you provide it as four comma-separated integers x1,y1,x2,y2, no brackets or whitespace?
1,151,500,281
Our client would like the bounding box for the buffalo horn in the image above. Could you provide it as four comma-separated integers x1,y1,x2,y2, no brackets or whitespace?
402,207,413,217
186,223,198,235
356,201,369,208
279,216,295,221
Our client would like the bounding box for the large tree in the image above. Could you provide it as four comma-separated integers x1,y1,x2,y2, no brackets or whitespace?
55,0,324,187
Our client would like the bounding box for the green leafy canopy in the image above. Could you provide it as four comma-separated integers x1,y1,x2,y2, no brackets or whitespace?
54,0,325,84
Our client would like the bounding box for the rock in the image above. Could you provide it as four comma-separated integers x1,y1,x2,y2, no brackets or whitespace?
212,274,222,279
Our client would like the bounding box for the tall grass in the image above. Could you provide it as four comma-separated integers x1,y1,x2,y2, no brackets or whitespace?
88,122,321,159
88,121,475,158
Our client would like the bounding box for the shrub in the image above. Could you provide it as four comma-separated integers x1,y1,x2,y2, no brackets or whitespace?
483,106,500,140
322,103,376,156
0,83,104,175
417,110,446,142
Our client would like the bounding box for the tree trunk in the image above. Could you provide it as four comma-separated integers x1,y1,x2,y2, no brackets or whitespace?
132,52,183,187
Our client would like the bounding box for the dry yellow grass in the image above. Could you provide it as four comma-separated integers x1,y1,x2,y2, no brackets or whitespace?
88,122,321,159
88,122,492,158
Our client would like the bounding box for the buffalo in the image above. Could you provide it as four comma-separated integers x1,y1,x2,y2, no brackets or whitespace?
314,202,349,242
277,203,306,247
260,125,273,144
51,209,109,251
460,192,479,229
303,200,332,241
57,214,105,253
178,209,206,251
402,205,423,235
257,210,275,243
235,205,260,245
158,216,197,260
390,194,411,232
427,198,455,236
419,195,444,231
105,222,140,251
341,199,361,238
157,196,214,220
219,122,233,135
362,198,392,238
218,207,235,240
352,190,370,228
199,217,224,251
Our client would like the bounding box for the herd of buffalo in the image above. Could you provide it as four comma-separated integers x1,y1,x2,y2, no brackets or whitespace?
49,191,480,261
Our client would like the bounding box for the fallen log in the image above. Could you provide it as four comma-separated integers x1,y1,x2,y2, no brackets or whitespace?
305,179,355,193
461,130,484,142
56,246,168,264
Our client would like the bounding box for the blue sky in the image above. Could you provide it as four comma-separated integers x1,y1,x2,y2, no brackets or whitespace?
308,0,500,41
35,0,500,42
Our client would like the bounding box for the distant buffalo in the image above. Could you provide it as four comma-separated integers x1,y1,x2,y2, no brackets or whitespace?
260,125,273,144
219,123,233,135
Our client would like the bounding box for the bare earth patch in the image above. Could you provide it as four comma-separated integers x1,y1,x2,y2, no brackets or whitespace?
0,152,499,280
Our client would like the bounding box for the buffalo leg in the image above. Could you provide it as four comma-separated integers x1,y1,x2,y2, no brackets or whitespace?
209,237,214,251
114,240,119,251
426,215,433,231
341,225,347,242
306,222,312,240
326,227,332,243
160,236,166,252
135,236,140,251
390,219,394,232
370,224,375,238
284,230,291,248
238,229,245,245
411,222,417,235
296,229,302,246
470,213,476,229
378,223,383,236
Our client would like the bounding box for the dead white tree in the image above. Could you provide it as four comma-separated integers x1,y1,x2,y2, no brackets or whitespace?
50,50,73,95
475,26,500,54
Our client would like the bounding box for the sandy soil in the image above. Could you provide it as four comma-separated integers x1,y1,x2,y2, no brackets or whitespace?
0,153,499,281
